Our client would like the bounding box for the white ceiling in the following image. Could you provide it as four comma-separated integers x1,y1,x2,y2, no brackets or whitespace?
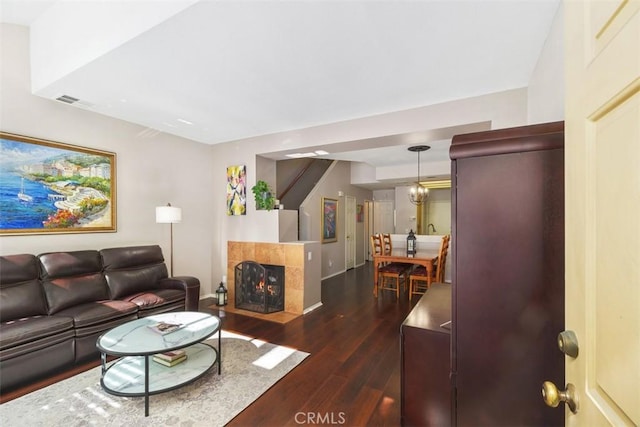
0,0,56,25
0,0,560,188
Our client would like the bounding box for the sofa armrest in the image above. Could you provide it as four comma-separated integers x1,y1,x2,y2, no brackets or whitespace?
157,276,200,311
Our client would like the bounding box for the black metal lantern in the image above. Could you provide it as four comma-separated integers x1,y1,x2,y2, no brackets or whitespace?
407,229,417,258
216,282,228,306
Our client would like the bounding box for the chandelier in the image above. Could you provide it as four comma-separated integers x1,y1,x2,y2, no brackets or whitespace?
408,145,431,205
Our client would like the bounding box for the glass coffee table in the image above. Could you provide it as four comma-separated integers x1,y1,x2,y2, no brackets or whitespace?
96,311,221,416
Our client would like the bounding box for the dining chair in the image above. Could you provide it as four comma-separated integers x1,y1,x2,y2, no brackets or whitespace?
372,233,394,295
370,233,385,284
370,233,383,258
408,234,450,299
378,233,412,298
434,234,450,283
381,233,393,255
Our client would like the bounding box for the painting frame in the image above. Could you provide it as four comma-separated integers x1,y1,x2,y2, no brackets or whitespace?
0,131,117,235
226,164,246,216
321,197,338,243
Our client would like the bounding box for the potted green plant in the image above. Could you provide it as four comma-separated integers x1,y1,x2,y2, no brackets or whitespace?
251,180,275,210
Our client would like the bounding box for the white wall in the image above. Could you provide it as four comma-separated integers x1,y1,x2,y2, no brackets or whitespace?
3,14,562,294
373,189,395,202
298,161,372,278
30,1,197,94
395,185,417,234
0,24,215,295
528,2,564,124
207,88,528,283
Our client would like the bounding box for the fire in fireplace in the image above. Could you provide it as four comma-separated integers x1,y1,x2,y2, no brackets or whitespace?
235,261,285,313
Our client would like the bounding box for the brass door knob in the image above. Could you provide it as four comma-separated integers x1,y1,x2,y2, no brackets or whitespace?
542,381,578,414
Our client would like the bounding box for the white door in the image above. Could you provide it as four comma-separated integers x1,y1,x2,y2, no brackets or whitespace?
373,200,395,234
365,200,374,260
564,1,639,425
345,195,356,270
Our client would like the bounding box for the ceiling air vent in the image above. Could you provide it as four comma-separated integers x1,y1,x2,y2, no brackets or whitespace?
55,95,79,104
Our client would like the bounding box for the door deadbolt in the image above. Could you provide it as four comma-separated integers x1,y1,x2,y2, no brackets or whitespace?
557,330,579,358
542,381,578,414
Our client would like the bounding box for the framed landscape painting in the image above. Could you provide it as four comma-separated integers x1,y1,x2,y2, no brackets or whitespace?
0,132,116,235
321,197,337,243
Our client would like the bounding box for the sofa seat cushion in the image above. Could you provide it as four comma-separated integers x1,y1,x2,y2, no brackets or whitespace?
121,288,185,310
379,263,411,274
55,300,139,329
0,315,74,350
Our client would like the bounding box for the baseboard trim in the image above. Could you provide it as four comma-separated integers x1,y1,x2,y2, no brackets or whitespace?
303,302,323,315
322,269,346,280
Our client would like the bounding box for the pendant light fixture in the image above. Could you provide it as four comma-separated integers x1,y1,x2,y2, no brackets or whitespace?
408,145,431,205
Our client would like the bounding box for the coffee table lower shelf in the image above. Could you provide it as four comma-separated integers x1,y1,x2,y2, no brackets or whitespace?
100,342,218,415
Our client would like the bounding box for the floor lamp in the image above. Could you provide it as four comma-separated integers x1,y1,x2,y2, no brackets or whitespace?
156,203,182,277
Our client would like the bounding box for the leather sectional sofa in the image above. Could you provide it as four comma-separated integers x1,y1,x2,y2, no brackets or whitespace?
0,245,200,392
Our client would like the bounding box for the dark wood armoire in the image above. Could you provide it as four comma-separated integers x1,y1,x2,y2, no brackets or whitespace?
449,121,565,426
401,283,451,426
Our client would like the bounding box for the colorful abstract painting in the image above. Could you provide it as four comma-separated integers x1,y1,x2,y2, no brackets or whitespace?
322,197,337,243
0,132,116,234
226,165,246,216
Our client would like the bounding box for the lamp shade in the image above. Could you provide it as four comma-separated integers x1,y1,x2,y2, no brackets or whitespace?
156,204,182,223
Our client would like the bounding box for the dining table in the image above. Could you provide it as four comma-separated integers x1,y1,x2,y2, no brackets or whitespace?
373,248,440,297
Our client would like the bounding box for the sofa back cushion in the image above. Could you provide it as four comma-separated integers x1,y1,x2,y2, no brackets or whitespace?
0,254,48,322
101,245,168,299
38,250,110,314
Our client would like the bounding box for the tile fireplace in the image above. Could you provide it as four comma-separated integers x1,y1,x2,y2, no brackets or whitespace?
227,241,322,317
234,261,285,313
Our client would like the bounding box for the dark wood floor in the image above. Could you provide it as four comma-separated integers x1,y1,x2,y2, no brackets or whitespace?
208,262,418,426
1,263,419,426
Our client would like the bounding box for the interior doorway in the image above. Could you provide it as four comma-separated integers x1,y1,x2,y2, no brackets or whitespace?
345,195,356,270
373,200,394,234
364,200,374,260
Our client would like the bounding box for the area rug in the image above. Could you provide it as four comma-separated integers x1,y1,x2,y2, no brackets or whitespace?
0,330,309,426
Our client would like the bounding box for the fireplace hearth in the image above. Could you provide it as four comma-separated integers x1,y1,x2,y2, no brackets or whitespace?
235,261,285,313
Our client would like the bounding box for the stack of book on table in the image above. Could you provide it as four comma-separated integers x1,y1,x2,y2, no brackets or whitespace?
153,349,187,367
